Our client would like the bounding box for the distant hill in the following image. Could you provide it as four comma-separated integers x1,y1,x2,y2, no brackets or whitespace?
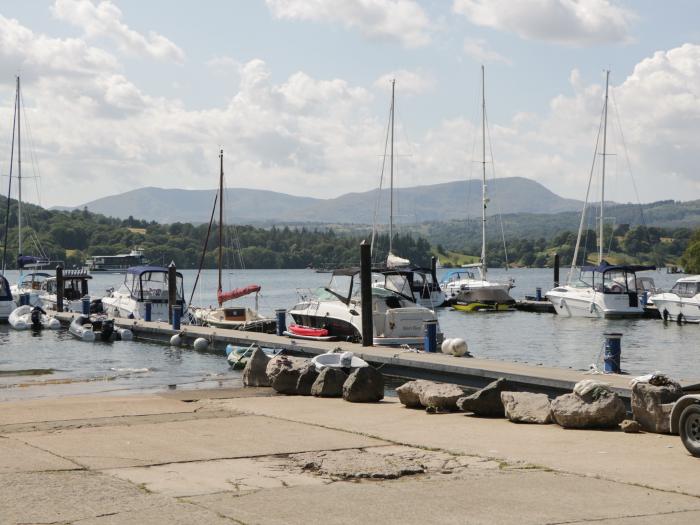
62,177,583,224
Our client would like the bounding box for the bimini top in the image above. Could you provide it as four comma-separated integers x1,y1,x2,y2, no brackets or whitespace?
331,267,361,277
581,260,656,274
127,266,174,275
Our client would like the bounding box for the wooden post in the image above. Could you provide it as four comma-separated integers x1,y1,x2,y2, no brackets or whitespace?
553,253,560,288
360,241,373,347
55,266,64,312
168,261,177,323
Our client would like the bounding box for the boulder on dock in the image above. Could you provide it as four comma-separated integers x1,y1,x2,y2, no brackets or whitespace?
418,382,465,412
501,392,552,424
631,379,683,434
396,380,433,408
343,366,384,403
551,391,625,429
242,348,272,387
266,355,309,395
311,368,348,398
457,378,512,417
296,364,320,396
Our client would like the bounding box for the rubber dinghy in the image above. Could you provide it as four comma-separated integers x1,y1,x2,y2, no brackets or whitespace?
9,305,61,330
311,350,369,371
69,315,133,342
283,323,336,341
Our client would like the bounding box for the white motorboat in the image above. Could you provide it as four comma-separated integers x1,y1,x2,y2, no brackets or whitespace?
40,270,92,312
101,266,186,321
0,275,13,323
288,268,441,347
650,275,700,323
545,70,655,318
10,272,50,307
442,66,514,307
8,305,60,330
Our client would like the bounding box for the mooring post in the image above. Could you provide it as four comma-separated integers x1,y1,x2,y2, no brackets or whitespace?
168,261,177,323
56,266,64,313
360,240,373,347
172,304,182,330
423,319,438,352
144,301,152,322
553,253,560,288
603,332,623,374
275,308,287,336
81,295,90,315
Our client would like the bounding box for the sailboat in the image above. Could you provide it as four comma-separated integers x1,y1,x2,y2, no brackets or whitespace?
190,150,276,332
3,76,52,307
445,66,515,311
373,79,446,309
545,71,654,318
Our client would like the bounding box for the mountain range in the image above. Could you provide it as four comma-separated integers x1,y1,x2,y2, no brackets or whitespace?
59,177,584,224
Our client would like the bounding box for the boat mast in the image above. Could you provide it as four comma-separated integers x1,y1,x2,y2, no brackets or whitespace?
599,70,609,265
481,65,487,279
389,78,395,255
16,76,22,263
217,149,223,306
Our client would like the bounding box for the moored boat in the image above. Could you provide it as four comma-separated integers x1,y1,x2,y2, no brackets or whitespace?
0,275,13,323
650,275,700,323
8,305,60,330
41,270,92,312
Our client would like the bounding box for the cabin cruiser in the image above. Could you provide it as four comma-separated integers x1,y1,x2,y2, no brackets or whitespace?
546,262,655,318
10,272,51,307
374,265,446,309
650,275,700,323
288,268,441,346
0,274,14,322
101,266,185,321
40,270,92,312
440,267,514,303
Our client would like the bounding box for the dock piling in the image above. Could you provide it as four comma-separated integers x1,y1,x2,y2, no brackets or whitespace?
603,332,623,373
553,253,560,288
168,261,177,323
81,295,90,315
56,266,64,313
144,301,152,322
172,304,182,330
360,240,373,347
424,320,438,352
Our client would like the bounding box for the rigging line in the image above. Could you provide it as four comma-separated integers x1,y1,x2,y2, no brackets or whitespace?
484,107,510,270
2,86,19,274
188,189,219,307
609,87,648,230
370,101,392,261
568,101,606,284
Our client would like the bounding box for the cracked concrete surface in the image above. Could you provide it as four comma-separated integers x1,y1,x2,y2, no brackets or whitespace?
1,388,699,524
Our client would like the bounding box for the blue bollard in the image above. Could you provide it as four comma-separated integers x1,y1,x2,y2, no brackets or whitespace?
19,293,30,306
603,332,623,374
535,287,542,301
423,320,438,353
172,304,182,330
275,308,287,336
144,301,152,322
81,295,90,315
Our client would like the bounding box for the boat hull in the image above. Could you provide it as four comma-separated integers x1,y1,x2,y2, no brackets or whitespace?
546,287,644,318
652,294,700,323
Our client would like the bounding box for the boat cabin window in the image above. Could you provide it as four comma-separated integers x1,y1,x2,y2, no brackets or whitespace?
382,274,413,299
601,270,632,294
445,271,475,283
131,271,183,302
326,274,353,302
671,281,699,298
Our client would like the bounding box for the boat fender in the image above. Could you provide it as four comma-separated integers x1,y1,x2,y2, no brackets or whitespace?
117,328,133,341
170,333,183,346
46,317,61,330
440,338,454,354
450,338,469,357
193,337,209,351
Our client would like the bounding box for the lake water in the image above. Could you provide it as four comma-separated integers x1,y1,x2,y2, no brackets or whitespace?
0,267,697,401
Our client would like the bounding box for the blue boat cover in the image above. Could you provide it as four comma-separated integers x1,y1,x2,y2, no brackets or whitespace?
17,255,49,268
580,260,656,273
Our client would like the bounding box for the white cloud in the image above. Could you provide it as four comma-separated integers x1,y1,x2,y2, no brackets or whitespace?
51,0,185,63
453,0,636,45
463,38,511,64
374,70,436,95
266,0,432,48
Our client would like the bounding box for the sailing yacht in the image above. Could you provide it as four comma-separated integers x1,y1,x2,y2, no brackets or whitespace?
189,150,276,332
373,79,446,308
446,66,514,311
545,71,654,318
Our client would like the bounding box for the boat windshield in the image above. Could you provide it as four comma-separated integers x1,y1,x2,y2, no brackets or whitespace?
670,280,700,298
601,270,632,293
325,274,353,302
129,271,184,302
18,273,50,290
0,277,9,298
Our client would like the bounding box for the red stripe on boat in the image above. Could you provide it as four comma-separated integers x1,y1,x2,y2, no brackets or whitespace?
288,324,329,337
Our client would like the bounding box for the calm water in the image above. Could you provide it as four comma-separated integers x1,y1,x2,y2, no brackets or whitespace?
0,267,697,401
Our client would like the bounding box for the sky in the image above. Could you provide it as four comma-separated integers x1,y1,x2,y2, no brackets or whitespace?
1,0,700,209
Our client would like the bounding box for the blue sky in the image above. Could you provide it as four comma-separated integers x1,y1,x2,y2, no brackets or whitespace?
1,0,700,208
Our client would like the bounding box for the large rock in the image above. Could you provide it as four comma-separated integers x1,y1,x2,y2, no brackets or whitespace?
418,382,465,412
343,366,384,403
395,380,436,408
551,391,626,429
265,355,310,395
311,368,348,398
296,364,320,396
501,392,552,424
242,348,271,387
631,381,684,434
457,378,512,417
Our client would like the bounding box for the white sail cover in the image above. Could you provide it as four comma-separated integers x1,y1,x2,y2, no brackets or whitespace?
386,252,410,268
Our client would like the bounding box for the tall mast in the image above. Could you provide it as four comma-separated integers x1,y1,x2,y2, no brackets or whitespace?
217,149,223,305
16,76,22,261
599,70,609,265
389,78,395,255
481,65,487,278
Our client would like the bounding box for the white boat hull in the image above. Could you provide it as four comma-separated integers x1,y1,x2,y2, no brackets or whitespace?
8,305,61,330
0,300,14,323
651,294,700,323
546,287,644,318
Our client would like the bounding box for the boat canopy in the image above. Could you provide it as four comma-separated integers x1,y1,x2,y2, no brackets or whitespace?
17,255,49,268
0,275,11,300
126,266,173,275
331,267,361,277
581,261,656,274
217,284,261,305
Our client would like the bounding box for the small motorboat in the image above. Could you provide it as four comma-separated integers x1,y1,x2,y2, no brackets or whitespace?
9,305,61,330
283,323,336,341
69,315,98,342
69,314,132,342
311,350,369,371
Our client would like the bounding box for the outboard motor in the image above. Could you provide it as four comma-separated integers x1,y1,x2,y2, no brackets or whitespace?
90,298,104,314
30,306,43,329
100,319,115,342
